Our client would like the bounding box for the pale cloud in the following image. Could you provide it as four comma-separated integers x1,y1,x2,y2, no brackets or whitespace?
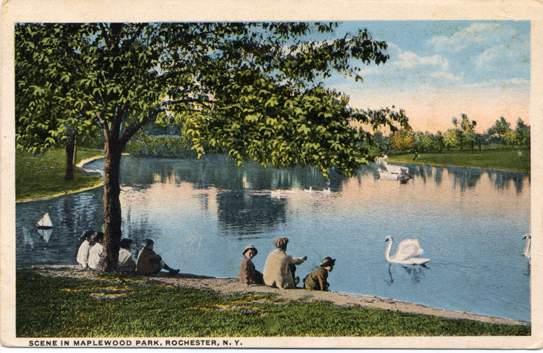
429,23,515,52
474,41,529,72
474,45,504,67
395,51,449,70
359,42,450,76
430,71,463,82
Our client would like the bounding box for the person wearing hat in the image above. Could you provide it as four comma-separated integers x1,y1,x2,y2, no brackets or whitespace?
239,244,263,285
136,239,180,276
117,238,137,273
303,256,336,291
263,237,307,289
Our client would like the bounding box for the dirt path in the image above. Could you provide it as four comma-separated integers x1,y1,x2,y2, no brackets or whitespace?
32,266,527,327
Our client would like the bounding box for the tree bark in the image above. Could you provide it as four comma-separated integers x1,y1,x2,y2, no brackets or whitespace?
64,130,77,180
103,137,124,271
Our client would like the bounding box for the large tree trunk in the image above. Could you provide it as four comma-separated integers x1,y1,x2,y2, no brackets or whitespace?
64,130,77,180
103,138,123,271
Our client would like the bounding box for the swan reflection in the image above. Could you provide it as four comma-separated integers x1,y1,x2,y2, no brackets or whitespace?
385,263,429,286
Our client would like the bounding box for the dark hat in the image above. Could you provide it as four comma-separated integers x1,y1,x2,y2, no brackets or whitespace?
274,237,289,249
242,244,258,256
142,238,154,248
119,238,133,249
320,256,336,267
80,229,95,241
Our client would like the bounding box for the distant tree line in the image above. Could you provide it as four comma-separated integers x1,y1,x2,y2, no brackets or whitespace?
378,115,530,154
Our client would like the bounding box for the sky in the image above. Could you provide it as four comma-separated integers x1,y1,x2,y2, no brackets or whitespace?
318,21,530,132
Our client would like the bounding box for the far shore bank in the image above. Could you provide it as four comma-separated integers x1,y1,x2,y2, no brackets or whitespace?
387,148,530,174
16,149,104,203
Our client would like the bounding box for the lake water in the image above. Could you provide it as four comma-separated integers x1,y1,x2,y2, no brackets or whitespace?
16,156,531,321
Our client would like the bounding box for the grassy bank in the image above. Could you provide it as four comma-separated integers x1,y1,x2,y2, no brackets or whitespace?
16,270,529,337
388,148,529,173
16,148,103,201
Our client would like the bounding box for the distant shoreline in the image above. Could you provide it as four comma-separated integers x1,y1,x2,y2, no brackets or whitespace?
388,149,530,174
16,155,105,204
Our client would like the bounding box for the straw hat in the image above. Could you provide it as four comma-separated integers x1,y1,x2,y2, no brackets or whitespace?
242,244,258,256
320,256,336,267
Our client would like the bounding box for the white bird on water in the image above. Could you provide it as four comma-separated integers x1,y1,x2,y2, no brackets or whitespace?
522,233,531,259
384,236,430,265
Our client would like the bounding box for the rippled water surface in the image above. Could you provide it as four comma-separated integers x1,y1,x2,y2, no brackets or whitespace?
16,156,531,321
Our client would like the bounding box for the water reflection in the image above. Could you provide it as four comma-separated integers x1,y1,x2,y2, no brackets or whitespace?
216,191,287,237
16,156,530,321
401,163,528,193
385,264,429,286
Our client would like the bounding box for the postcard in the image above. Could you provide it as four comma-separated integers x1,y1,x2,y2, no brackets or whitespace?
1,0,542,349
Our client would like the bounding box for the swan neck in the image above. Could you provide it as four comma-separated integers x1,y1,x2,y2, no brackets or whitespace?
385,240,393,262
524,237,531,257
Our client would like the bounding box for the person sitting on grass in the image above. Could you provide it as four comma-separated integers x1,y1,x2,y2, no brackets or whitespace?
117,238,136,273
87,232,106,271
239,244,263,285
263,237,307,289
75,230,95,269
303,256,336,291
136,239,179,276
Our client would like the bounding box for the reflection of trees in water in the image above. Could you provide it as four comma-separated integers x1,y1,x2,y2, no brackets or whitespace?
121,155,349,192
448,166,482,191
409,165,433,184
405,164,528,193
486,170,528,194
216,191,287,237
123,206,155,247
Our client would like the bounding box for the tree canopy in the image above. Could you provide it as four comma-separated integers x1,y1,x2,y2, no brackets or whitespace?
16,22,408,176
15,22,410,269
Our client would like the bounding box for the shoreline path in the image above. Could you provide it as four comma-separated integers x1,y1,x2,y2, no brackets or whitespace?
30,265,527,327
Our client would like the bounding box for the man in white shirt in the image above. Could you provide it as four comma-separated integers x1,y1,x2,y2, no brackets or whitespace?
75,230,95,269
88,232,106,271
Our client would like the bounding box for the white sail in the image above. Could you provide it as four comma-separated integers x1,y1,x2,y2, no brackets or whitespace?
36,212,53,228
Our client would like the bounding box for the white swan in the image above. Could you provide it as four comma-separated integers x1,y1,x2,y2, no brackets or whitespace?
384,236,430,265
303,186,313,193
522,233,531,259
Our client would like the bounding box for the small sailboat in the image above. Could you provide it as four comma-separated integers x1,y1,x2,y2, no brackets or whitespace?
36,212,53,243
36,212,53,229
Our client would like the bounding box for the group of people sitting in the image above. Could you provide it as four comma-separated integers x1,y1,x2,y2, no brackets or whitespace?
76,231,334,291
240,236,336,291
75,230,179,275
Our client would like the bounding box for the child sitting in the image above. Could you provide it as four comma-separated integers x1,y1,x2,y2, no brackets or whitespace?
75,230,95,269
117,238,136,273
87,232,106,271
303,256,336,291
239,244,263,285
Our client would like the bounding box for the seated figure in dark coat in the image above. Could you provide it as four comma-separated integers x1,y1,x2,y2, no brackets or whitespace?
239,244,264,285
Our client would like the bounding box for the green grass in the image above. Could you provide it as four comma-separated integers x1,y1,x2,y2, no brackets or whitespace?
16,270,529,337
388,148,530,173
16,148,103,201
